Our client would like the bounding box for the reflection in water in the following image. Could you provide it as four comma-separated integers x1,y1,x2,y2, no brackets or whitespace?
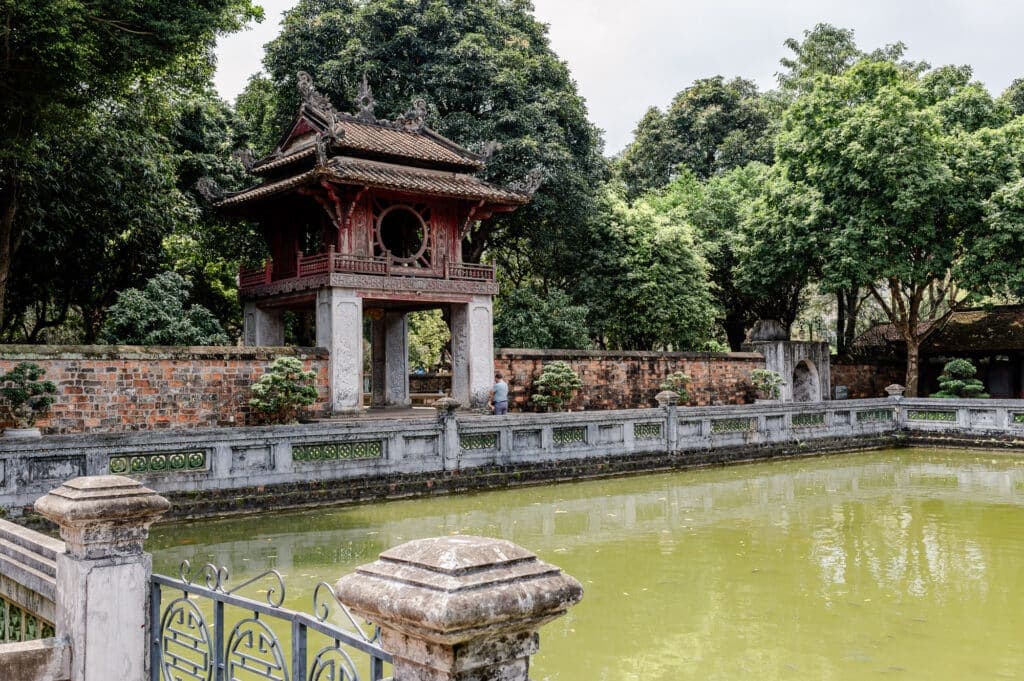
150,449,1024,681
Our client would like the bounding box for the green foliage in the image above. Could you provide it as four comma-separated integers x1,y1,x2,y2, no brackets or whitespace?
99,272,230,346
659,372,691,402
581,189,718,351
616,76,776,197
530,361,583,412
408,310,450,372
0,362,57,428
931,359,989,399
750,369,785,400
494,288,590,350
248,357,319,424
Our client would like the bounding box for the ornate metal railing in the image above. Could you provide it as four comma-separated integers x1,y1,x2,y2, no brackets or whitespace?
150,562,391,681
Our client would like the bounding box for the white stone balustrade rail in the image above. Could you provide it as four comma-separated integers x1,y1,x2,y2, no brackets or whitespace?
1,397,1023,512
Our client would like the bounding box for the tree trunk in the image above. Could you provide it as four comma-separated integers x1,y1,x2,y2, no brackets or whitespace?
723,313,747,351
836,292,846,353
0,178,19,330
843,288,860,352
905,337,921,397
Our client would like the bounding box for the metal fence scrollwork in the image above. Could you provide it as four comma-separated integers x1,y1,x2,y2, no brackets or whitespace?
151,561,391,681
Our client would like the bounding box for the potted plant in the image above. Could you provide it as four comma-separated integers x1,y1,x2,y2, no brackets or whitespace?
249,357,319,424
750,369,784,402
531,361,583,412
0,362,57,439
659,371,691,404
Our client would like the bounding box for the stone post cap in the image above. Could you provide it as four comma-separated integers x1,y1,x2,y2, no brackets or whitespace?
885,384,906,398
433,397,461,414
655,390,680,406
335,535,583,645
34,475,170,559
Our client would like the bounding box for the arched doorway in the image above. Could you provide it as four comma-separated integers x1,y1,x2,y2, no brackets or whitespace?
792,360,820,402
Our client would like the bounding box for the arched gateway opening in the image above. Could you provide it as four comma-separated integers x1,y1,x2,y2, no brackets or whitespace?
792,360,820,402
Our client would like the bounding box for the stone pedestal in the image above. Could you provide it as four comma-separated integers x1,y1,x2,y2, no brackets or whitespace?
335,535,583,681
317,287,364,413
451,296,495,409
655,390,680,453
243,302,285,346
34,476,170,681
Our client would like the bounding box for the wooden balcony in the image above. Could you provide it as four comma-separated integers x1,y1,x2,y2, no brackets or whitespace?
239,249,496,295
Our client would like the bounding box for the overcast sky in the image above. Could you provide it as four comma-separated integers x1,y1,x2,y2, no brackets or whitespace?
213,0,1024,154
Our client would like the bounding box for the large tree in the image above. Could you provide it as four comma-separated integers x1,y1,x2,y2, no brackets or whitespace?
616,76,776,197
240,0,606,282
778,57,1023,395
0,0,260,328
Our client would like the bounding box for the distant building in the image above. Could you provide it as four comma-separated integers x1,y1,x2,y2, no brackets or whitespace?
851,306,1024,398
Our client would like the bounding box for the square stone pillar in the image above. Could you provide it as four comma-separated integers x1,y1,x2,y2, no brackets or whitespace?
450,296,494,409
370,314,387,408
317,287,364,414
242,302,284,346
34,476,170,681
335,535,583,681
384,312,410,406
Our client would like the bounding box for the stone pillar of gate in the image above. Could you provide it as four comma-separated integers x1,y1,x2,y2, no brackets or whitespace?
335,535,583,681
35,476,170,681
242,302,285,346
450,296,494,409
384,311,411,406
370,314,387,407
317,287,364,413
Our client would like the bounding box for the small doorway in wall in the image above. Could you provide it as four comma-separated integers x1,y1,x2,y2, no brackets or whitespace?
792,360,820,402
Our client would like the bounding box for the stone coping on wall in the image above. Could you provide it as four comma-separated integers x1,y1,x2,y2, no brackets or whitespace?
495,348,764,361
0,345,328,360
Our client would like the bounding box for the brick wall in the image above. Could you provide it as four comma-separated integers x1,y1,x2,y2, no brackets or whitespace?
831,360,906,399
493,349,765,411
0,346,330,434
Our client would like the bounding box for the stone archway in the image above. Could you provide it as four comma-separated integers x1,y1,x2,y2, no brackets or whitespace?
792,359,820,402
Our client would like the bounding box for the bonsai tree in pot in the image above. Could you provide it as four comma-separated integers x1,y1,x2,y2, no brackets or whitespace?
659,371,692,404
750,369,785,402
249,357,319,424
531,361,583,412
0,362,57,438
931,359,989,399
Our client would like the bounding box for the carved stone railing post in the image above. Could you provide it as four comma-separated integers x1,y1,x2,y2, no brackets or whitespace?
655,390,680,453
35,476,170,681
885,384,906,428
435,397,461,470
335,535,583,681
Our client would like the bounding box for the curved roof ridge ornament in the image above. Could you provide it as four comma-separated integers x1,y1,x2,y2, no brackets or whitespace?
509,166,546,196
354,74,377,123
395,98,428,132
296,70,338,118
478,140,502,164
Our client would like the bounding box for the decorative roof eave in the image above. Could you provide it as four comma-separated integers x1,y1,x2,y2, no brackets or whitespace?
217,158,530,209
249,72,485,176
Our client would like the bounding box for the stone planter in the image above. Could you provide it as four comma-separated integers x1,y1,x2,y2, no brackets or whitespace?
2,427,42,440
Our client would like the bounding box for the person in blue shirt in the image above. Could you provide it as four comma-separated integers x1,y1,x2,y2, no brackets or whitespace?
489,372,509,415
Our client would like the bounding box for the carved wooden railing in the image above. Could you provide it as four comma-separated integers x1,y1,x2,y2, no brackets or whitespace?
239,252,496,291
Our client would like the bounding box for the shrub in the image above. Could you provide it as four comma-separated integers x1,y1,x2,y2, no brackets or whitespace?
531,361,583,412
931,359,988,399
750,369,785,400
1,362,57,428
100,271,230,345
659,371,691,402
249,357,319,424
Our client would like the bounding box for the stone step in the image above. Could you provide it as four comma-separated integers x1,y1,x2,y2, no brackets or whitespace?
0,520,63,562
0,536,57,578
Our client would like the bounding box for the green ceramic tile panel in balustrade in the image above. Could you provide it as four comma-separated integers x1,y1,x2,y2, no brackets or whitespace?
1,596,53,643
460,432,498,450
634,422,662,440
792,413,826,428
857,409,893,422
1013,413,1024,425
711,417,754,434
292,440,384,462
109,450,207,475
553,426,586,445
907,410,957,422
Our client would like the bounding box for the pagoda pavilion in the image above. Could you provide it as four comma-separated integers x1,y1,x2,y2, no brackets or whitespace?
219,73,533,413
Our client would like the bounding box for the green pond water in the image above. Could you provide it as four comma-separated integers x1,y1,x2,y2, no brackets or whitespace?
149,448,1024,681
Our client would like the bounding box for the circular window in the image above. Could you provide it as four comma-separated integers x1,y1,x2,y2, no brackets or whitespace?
377,206,427,263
